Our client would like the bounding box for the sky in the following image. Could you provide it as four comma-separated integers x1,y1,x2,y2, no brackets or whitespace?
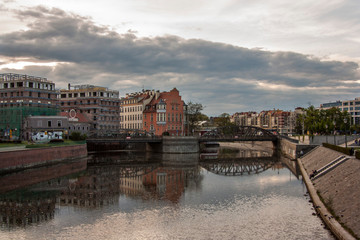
0,0,360,116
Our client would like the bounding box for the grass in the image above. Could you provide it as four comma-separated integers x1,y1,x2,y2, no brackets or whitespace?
25,140,86,148
0,142,26,148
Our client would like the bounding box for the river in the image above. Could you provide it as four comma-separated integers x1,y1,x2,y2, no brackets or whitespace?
0,147,334,240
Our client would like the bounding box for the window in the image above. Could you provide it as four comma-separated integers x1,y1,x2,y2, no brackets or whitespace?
57,120,62,127
48,120,52,127
61,94,66,98
48,93,51,99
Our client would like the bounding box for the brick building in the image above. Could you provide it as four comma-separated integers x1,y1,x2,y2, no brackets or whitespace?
143,88,186,136
0,73,59,140
60,84,120,136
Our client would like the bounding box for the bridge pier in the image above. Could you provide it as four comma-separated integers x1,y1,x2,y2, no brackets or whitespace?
162,136,199,154
146,142,163,153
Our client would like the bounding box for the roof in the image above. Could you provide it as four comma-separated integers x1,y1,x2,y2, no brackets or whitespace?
60,112,90,123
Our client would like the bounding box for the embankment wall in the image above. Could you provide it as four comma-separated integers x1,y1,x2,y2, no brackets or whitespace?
0,144,87,173
298,146,359,240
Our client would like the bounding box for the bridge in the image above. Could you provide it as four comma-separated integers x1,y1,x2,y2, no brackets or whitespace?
86,126,278,152
200,157,278,176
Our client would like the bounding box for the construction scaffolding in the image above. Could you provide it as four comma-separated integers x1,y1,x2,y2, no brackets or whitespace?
0,106,59,140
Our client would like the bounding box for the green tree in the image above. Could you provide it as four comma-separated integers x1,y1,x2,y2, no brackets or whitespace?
186,101,205,134
300,106,351,135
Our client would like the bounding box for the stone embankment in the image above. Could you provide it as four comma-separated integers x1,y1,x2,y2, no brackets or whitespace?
0,144,88,173
298,146,360,240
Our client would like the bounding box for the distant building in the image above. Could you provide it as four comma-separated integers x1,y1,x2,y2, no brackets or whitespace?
120,90,156,130
340,97,360,125
319,98,360,125
0,73,59,140
60,111,91,135
23,115,68,141
60,84,120,136
319,100,342,110
230,112,257,126
143,88,186,136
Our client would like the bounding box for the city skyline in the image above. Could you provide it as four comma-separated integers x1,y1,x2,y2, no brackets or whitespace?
1,0,359,116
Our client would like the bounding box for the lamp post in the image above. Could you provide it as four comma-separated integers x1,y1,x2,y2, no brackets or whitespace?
325,124,328,143
344,118,348,148
333,120,336,145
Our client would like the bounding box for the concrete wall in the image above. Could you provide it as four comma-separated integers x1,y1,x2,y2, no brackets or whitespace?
279,138,317,160
162,136,199,154
0,144,87,173
309,135,360,145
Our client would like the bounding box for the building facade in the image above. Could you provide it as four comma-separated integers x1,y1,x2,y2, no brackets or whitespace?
143,88,186,136
0,73,59,140
340,98,360,125
23,115,69,141
319,97,360,125
120,90,155,130
60,84,120,136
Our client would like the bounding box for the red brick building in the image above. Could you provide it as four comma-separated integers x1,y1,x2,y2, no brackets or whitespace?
143,88,186,136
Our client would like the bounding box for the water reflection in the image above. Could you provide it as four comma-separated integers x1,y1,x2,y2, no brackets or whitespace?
0,148,333,240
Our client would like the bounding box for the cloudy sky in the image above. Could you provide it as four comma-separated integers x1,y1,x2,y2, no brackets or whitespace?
1,0,360,116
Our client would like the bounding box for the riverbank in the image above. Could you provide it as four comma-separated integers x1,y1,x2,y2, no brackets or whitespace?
298,146,359,240
0,144,87,174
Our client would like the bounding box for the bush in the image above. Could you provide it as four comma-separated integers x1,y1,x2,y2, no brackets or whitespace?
355,150,360,160
69,132,87,141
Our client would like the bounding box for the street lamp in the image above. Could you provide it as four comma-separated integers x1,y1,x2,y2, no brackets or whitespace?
333,120,336,145
344,118,348,148
325,124,328,143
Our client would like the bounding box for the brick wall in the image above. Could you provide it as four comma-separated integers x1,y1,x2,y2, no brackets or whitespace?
0,145,87,172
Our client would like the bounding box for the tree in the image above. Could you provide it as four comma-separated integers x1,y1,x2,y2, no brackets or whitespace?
214,113,232,127
299,106,351,135
186,101,205,134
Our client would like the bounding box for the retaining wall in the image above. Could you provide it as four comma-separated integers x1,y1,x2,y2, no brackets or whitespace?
162,136,199,154
279,137,317,159
0,144,88,173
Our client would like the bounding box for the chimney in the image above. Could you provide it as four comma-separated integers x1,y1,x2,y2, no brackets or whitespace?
68,83,71,90
156,90,160,99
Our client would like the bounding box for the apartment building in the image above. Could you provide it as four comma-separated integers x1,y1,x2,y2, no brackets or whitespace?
340,97,360,125
230,112,257,126
143,88,186,136
319,97,360,125
60,84,120,135
120,90,155,130
0,73,59,139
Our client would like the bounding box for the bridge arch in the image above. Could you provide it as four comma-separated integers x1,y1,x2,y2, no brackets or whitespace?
200,126,278,142
201,159,276,176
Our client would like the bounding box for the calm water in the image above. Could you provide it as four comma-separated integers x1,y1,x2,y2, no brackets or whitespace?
0,148,333,240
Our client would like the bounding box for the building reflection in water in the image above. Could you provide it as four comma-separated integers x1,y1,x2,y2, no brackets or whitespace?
0,158,87,228
0,147,287,229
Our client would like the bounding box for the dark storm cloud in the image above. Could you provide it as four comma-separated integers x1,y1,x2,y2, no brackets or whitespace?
1,5,360,115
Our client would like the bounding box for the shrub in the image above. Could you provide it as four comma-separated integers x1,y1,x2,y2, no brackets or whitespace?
69,132,87,141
